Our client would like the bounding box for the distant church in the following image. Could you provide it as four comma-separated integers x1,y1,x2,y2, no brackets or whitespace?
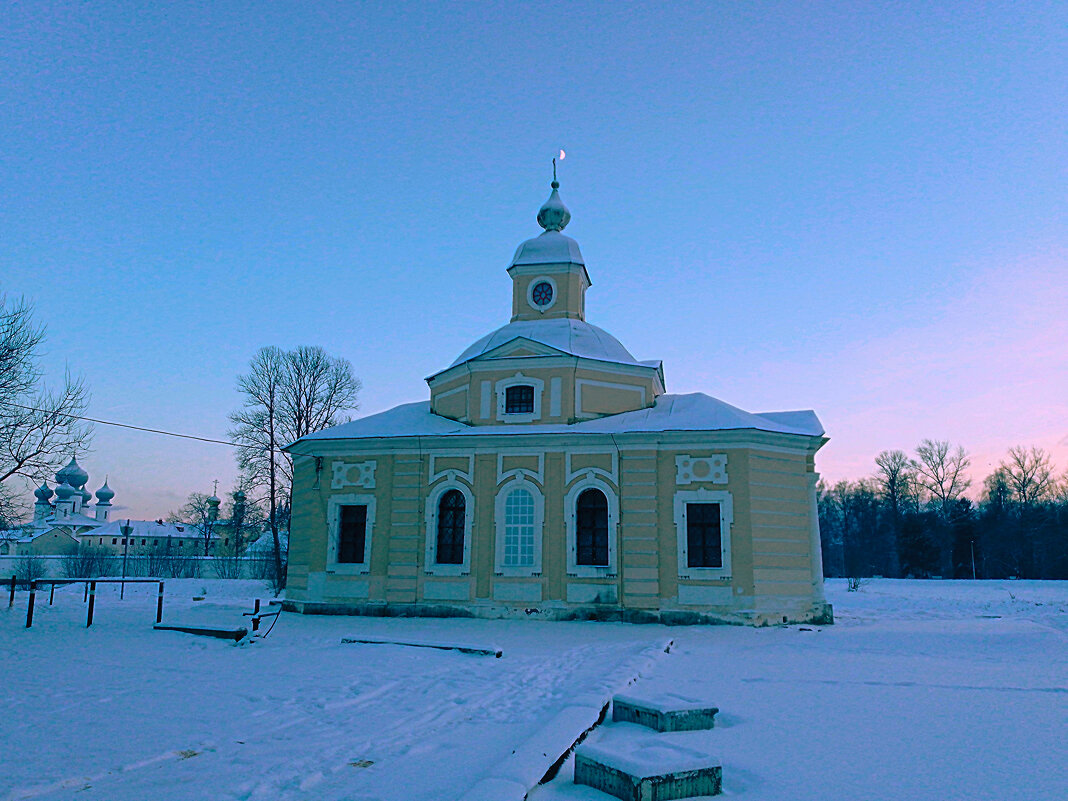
284,176,832,625
2,457,213,557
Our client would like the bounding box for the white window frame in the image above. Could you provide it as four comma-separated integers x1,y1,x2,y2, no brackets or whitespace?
327,493,375,575
424,480,474,577
495,373,544,423
526,274,558,312
565,476,619,577
674,489,732,579
494,478,544,577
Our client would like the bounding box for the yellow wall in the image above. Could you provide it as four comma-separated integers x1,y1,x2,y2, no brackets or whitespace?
286,436,827,624
429,363,660,424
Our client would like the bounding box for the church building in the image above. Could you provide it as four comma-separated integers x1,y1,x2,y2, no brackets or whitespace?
284,177,832,625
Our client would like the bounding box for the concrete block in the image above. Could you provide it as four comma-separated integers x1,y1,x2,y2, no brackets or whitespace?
613,692,718,732
575,727,722,800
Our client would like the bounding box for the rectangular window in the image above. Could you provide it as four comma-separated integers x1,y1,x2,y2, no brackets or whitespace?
141,539,146,546
686,503,722,568
112,538,117,545
503,490,535,567
505,385,535,414
338,504,368,564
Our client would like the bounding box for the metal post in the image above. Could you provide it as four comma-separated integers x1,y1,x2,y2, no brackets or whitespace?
87,581,96,627
970,540,977,580
26,581,37,628
156,581,164,624
8,574,14,608
84,581,88,603
49,583,55,605
252,598,261,632
120,520,132,600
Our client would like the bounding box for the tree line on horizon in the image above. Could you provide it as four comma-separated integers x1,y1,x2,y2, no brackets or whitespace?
819,441,1068,580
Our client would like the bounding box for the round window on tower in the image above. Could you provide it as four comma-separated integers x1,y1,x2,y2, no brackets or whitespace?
531,281,554,307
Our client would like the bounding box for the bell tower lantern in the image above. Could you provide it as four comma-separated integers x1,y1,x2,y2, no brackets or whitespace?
507,170,591,323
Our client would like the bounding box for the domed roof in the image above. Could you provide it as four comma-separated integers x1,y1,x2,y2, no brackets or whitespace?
56,456,88,489
80,487,92,504
54,481,76,500
34,482,53,502
536,181,571,232
95,480,114,504
449,318,643,369
510,230,585,268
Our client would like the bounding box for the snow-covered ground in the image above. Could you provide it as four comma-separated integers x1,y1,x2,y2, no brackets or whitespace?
2,579,1065,801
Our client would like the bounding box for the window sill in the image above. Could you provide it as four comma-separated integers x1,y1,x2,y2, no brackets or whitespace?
677,569,731,581
424,565,469,577
326,564,371,576
567,566,616,578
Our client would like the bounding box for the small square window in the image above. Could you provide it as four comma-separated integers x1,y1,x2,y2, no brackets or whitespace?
505,385,535,414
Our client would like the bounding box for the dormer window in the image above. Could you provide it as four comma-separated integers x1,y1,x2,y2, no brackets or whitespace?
505,385,535,414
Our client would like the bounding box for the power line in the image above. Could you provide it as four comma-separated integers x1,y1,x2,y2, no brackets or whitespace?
6,401,238,447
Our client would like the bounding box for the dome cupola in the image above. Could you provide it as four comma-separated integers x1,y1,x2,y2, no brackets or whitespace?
34,482,53,502
95,479,115,504
56,456,89,489
54,481,76,500
536,180,571,232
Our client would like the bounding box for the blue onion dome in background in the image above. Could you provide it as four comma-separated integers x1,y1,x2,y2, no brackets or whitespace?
34,482,53,502
56,456,89,489
95,480,115,503
54,481,76,500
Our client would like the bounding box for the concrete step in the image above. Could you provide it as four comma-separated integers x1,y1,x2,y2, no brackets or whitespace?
612,692,718,732
574,725,722,801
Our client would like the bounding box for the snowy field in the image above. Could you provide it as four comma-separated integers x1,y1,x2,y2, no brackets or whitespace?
2,579,1065,801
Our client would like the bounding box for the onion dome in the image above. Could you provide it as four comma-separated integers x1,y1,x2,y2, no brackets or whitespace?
80,487,92,504
207,494,221,508
95,479,115,504
536,180,571,232
34,482,53,502
233,489,246,504
56,456,89,489
54,481,76,500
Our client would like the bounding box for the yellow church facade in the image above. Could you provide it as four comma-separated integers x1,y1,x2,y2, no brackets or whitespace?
283,179,832,625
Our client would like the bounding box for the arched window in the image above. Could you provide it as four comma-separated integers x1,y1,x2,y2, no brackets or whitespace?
435,489,465,565
576,488,609,566
503,488,535,567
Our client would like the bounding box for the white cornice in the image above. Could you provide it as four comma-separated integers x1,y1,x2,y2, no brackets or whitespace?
288,428,827,458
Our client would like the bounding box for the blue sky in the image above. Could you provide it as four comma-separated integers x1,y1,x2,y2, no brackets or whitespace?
2,1,1065,518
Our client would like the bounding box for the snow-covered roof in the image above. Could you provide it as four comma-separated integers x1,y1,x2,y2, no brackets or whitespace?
42,512,103,528
290,393,824,447
445,318,644,371
510,230,584,267
91,519,210,539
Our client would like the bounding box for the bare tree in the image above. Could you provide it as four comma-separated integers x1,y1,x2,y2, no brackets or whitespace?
0,294,93,521
229,346,287,585
874,449,916,518
1000,446,1055,506
170,492,219,556
913,439,972,515
229,345,360,588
